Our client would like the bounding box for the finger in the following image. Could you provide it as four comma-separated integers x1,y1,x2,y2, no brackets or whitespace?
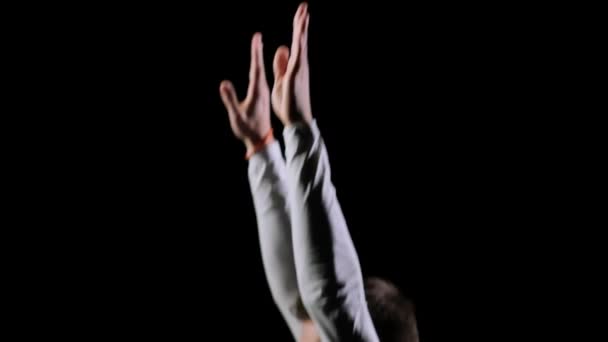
293,2,307,28
247,32,264,100
302,13,310,57
248,33,262,86
256,34,267,84
290,4,307,59
289,5,308,69
219,80,239,117
273,46,290,81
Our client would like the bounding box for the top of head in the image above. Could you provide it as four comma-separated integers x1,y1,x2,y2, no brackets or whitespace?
364,277,419,342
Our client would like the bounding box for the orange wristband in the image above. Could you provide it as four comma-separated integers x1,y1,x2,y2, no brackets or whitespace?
245,129,274,160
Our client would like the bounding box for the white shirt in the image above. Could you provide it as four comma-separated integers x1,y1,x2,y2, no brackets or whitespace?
248,120,379,342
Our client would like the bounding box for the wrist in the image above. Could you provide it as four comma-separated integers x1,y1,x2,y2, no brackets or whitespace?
284,115,312,128
244,139,255,153
283,107,312,126
244,129,274,160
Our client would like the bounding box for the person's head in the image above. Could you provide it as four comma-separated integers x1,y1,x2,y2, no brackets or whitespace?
364,277,419,342
298,277,419,342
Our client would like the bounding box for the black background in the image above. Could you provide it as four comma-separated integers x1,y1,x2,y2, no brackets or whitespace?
14,0,545,340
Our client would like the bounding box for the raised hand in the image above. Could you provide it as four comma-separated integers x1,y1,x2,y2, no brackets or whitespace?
220,33,272,156
272,2,313,127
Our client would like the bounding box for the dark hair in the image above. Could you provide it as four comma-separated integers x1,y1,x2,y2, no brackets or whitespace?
365,277,419,342
292,278,419,341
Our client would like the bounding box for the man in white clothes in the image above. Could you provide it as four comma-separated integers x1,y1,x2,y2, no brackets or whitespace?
219,3,418,341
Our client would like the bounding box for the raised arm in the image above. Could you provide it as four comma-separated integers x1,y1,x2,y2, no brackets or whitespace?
219,33,302,338
272,4,379,341
248,141,302,338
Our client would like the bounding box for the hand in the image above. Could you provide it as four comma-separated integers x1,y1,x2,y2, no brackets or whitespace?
220,33,271,154
272,2,313,127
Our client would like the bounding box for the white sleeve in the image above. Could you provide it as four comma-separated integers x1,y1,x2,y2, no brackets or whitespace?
283,120,380,342
248,140,301,339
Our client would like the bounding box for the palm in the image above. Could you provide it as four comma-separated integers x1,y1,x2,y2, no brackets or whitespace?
229,85,270,142
272,3,312,126
220,33,271,149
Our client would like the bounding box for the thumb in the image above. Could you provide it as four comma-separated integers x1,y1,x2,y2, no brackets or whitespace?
273,45,290,81
219,80,240,118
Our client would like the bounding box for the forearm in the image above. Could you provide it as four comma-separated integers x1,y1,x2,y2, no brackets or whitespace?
248,140,301,338
284,120,379,342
